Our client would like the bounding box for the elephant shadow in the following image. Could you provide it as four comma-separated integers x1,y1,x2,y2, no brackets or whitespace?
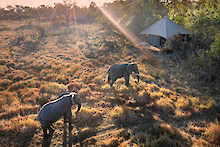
41,135,53,147
103,85,138,106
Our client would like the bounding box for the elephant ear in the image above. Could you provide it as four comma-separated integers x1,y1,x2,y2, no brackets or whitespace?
127,64,133,74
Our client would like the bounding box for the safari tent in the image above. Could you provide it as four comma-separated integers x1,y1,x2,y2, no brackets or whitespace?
140,16,190,47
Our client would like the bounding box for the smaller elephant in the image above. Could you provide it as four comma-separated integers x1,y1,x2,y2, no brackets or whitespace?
107,63,140,87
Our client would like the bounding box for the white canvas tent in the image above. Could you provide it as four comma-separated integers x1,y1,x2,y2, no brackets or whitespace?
140,16,190,47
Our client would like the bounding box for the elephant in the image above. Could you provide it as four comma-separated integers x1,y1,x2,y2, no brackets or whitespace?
38,92,81,139
107,63,140,87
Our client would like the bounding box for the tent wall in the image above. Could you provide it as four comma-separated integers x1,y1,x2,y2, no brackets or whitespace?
148,35,160,47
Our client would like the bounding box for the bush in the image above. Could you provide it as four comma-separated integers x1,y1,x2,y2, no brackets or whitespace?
8,81,27,91
0,65,9,77
211,33,220,58
0,79,12,90
67,80,83,92
135,89,150,105
110,106,138,127
0,91,18,107
39,82,67,95
204,122,220,145
73,107,103,128
22,40,40,53
150,135,181,147
78,87,91,98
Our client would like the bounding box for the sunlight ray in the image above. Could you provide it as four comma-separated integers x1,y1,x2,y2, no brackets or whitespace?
97,6,140,47
96,5,159,51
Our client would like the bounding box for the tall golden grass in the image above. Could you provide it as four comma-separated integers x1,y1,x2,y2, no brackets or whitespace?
0,21,219,146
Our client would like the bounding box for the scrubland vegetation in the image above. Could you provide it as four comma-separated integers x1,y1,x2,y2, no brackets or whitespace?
0,0,220,146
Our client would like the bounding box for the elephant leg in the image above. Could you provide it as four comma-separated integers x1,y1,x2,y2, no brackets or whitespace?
43,127,48,139
48,124,54,137
124,75,130,87
108,75,111,85
69,121,73,147
111,77,117,87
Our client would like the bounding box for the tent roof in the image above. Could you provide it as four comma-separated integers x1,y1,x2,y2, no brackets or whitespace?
140,16,190,39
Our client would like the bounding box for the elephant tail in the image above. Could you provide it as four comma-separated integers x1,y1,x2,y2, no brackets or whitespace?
103,68,110,82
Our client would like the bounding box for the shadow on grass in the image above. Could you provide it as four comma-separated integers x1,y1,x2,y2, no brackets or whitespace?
0,128,37,147
42,135,53,147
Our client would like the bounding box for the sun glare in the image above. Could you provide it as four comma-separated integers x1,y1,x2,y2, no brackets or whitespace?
97,6,140,47
96,5,159,52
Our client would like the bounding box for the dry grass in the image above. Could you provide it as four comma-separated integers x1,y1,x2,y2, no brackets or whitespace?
73,107,104,128
8,81,29,91
78,87,91,98
150,135,180,147
204,122,220,145
39,82,67,95
101,137,121,147
67,79,83,92
18,88,40,104
189,97,215,112
135,89,150,104
0,20,219,146
0,114,39,133
110,106,138,127
0,79,12,90
0,103,38,120
0,91,19,107
0,65,9,76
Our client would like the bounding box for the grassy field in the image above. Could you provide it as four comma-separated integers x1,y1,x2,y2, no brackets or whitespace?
0,19,219,147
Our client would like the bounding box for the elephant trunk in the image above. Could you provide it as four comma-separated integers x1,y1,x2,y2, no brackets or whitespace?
135,73,140,84
74,95,81,113
77,103,81,112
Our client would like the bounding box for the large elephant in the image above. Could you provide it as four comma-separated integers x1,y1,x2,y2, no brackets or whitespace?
107,63,140,87
38,92,81,139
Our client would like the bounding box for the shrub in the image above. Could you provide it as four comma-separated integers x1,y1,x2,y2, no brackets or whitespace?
92,74,105,85
77,127,97,143
110,106,138,127
65,64,80,76
7,70,30,82
164,37,186,52
150,135,181,147
8,81,27,91
0,91,19,107
67,80,83,92
78,87,91,99
0,104,38,120
36,94,51,106
0,65,9,76
18,88,39,104
39,82,67,95
10,35,25,47
73,107,103,128
211,33,220,58
135,89,150,105
175,97,189,109
140,73,155,83
0,114,39,146
204,122,220,145
22,40,40,53
0,79,12,90
101,137,121,147
150,91,164,99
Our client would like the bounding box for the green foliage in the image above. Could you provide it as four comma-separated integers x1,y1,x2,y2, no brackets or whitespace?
165,0,220,91
165,37,187,51
99,0,168,34
211,33,220,58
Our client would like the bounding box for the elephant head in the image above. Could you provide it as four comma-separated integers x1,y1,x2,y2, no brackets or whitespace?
70,93,81,113
127,63,140,84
